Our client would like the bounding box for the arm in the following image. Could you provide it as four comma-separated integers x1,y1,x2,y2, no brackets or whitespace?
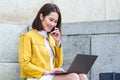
19,35,44,78
54,45,63,68
50,27,63,68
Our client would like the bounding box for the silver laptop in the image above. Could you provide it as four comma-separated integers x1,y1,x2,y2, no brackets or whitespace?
49,54,98,75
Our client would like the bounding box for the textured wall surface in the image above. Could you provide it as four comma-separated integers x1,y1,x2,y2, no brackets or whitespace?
0,20,120,80
91,34,120,80
0,24,27,80
0,0,120,24
61,20,120,80
0,0,52,25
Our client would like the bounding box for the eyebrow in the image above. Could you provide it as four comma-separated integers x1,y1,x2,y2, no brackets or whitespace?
49,16,58,22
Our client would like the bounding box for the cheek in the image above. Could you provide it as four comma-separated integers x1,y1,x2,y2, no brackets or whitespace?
54,23,57,27
44,19,50,25
42,20,48,26
41,21,47,30
55,23,57,26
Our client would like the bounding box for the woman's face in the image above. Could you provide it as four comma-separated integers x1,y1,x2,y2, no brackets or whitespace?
40,12,59,32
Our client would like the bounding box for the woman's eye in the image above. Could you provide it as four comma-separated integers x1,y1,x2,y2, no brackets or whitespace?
49,18,58,23
49,18,53,21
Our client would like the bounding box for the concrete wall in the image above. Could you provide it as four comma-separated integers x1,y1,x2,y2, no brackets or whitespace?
0,24,27,80
62,20,120,80
0,0,52,25
0,20,120,80
0,0,120,25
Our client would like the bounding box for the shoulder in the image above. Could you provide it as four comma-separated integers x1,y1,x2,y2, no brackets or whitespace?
20,29,36,37
25,29,36,35
19,29,37,40
20,29,44,42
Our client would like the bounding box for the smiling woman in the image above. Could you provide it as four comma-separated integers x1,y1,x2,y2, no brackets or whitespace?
32,3,61,32
40,12,58,32
18,3,88,80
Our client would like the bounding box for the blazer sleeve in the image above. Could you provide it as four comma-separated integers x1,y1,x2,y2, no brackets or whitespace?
19,35,44,78
54,45,63,68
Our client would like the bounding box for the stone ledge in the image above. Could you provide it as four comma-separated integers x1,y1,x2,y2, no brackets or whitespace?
62,20,120,35
0,63,24,80
0,24,27,62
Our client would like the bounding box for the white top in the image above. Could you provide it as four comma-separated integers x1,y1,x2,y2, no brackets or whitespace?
38,30,54,70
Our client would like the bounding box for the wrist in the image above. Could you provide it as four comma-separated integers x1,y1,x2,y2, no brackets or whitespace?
56,40,61,47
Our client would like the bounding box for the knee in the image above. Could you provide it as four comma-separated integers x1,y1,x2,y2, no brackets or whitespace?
79,74,88,80
67,73,79,80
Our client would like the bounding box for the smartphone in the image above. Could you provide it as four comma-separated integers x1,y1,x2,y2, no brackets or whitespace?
51,27,55,32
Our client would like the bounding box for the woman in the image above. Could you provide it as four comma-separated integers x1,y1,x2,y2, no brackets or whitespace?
19,3,88,80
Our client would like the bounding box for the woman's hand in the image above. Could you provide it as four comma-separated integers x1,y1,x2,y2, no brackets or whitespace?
43,68,65,75
51,68,65,73
43,70,51,75
50,27,61,47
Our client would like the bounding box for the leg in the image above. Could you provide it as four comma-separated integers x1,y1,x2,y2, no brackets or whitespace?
79,74,88,80
53,73,80,80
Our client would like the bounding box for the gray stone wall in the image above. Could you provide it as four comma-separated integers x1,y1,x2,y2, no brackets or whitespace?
0,0,120,24
0,24,27,80
62,20,120,80
0,20,120,80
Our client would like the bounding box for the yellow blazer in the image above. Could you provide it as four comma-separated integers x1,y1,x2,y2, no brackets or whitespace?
19,29,63,78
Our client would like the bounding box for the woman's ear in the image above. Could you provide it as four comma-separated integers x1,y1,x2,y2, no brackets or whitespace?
40,13,43,21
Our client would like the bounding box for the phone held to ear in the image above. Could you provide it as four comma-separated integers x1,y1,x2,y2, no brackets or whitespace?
50,27,56,34
51,27,55,32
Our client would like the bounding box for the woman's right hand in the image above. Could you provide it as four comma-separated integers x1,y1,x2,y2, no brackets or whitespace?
50,27,61,47
44,68,65,75
51,68,65,73
43,68,65,75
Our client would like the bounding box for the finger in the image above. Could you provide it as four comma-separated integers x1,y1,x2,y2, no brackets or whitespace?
51,31,60,37
52,68,59,72
51,29,59,34
59,68,65,72
44,71,50,75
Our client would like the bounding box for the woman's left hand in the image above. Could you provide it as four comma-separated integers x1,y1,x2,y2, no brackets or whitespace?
50,27,61,47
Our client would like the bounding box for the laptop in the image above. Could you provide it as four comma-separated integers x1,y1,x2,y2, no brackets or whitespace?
49,54,98,75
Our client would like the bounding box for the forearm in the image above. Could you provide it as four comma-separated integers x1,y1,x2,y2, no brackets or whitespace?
54,46,63,67
20,61,45,78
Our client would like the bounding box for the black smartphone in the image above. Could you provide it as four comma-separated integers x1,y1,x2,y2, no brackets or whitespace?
51,27,55,32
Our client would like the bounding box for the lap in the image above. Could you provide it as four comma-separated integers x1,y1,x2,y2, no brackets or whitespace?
53,73,88,80
27,75,54,80
39,75,55,80
53,73,79,80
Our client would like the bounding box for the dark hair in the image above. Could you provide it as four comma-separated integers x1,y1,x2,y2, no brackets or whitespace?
32,3,62,32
